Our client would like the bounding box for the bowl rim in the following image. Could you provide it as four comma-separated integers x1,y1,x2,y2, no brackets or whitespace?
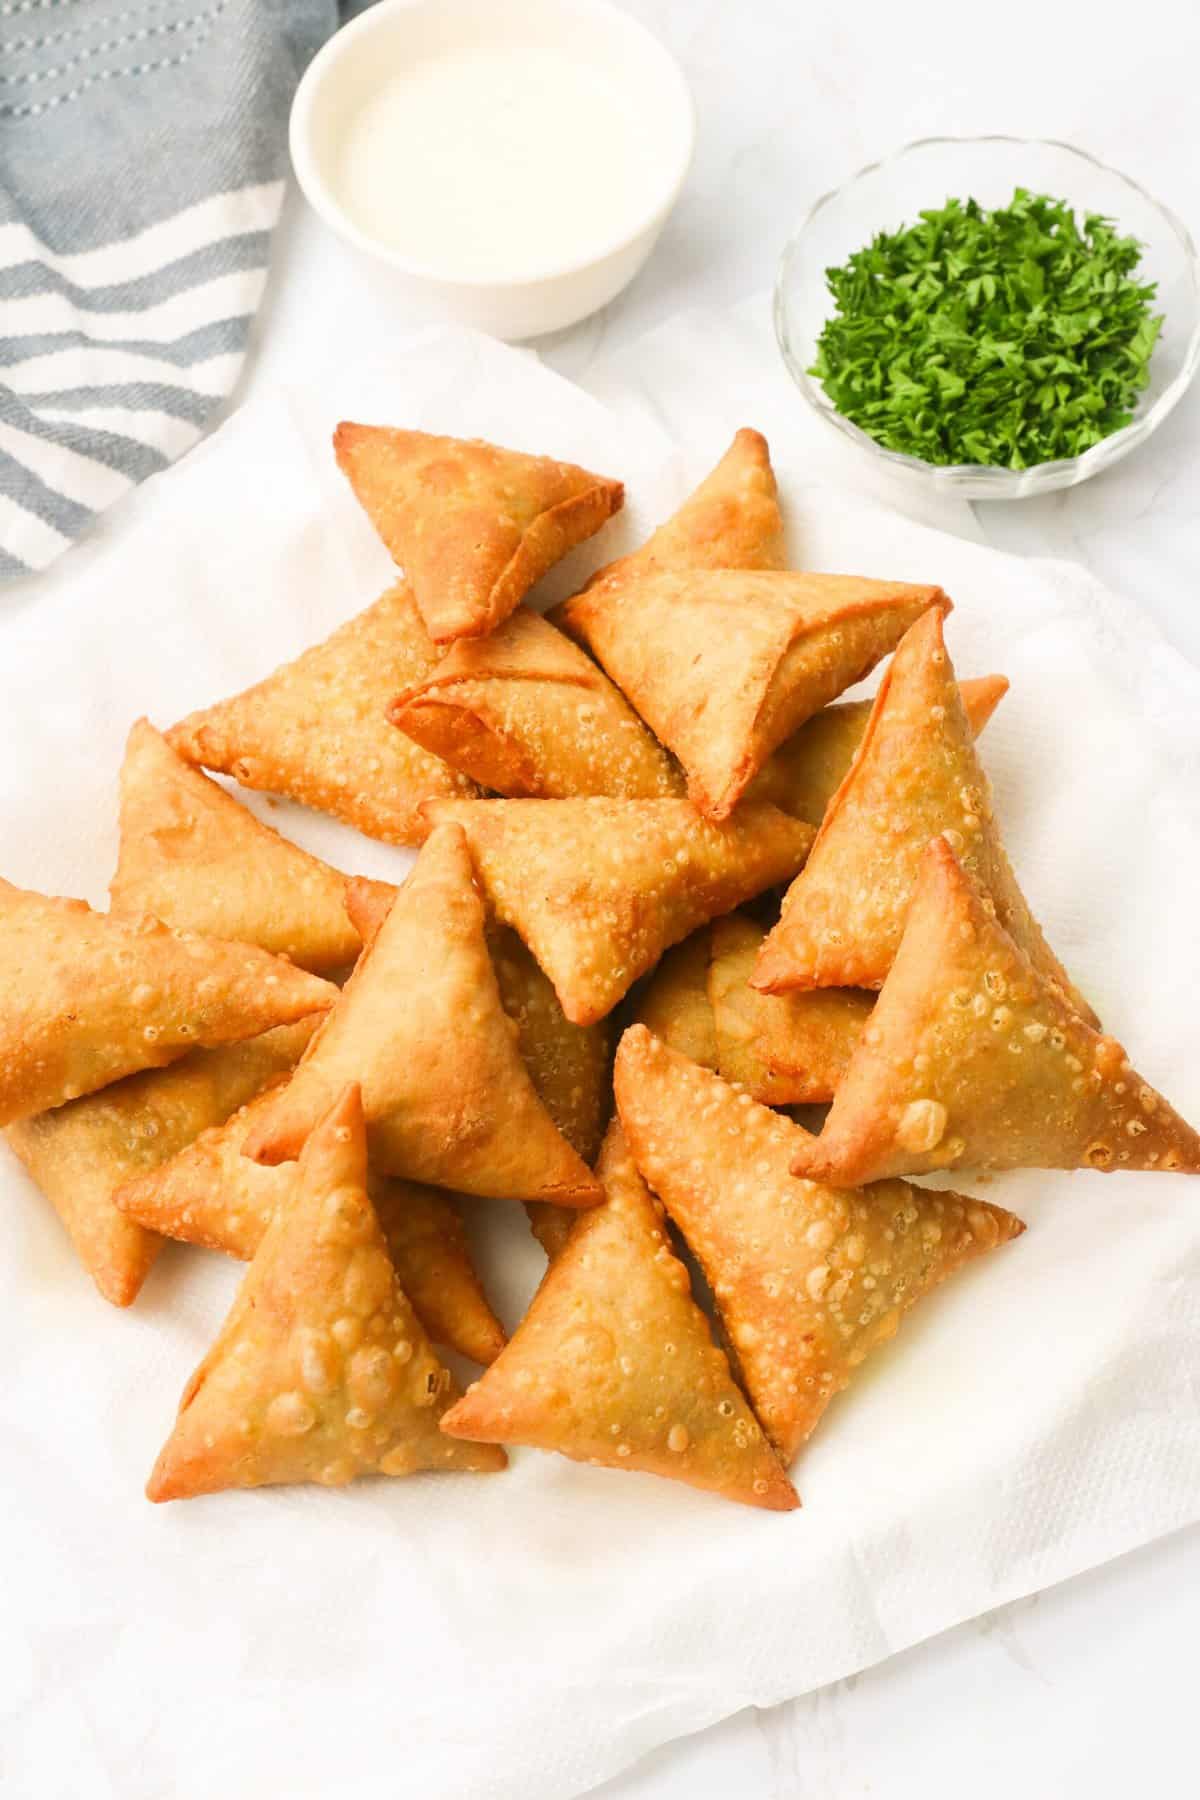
774,134,1200,491
289,0,696,291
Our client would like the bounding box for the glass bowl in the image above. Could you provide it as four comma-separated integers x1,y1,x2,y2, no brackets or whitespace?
774,136,1200,499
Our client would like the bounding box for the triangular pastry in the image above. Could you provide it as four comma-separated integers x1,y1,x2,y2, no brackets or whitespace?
146,1086,506,1500
346,883,613,1171
754,606,1090,1016
627,917,871,1107
634,930,719,1071
489,926,613,1262
582,427,786,586
344,883,611,1263
116,1081,506,1366
0,879,335,1125
389,431,786,804
334,424,623,642
167,581,478,847
614,1025,1025,1462
708,913,873,1105
749,674,1009,821
440,1122,798,1511
110,720,393,972
242,825,602,1206
490,927,612,1166
556,569,944,819
789,838,1200,1185
5,1018,316,1307
388,606,682,799
421,797,814,1026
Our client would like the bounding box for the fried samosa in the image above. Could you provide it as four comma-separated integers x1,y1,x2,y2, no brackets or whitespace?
582,427,786,586
146,1086,505,1501
0,879,335,1125
634,930,719,1071
708,913,873,1106
614,1025,1024,1462
556,569,944,819
167,581,477,847
388,430,786,802
6,1018,317,1307
388,606,682,799
110,720,393,972
440,1122,797,1511
627,917,871,1106
490,927,613,1261
242,825,601,1206
333,425,623,642
116,1082,505,1366
789,838,1200,1185
344,883,610,1167
490,928,612,1166
420,798,814,1026
344,882,609,1263
754,607,1089,1016
749,674,1009,822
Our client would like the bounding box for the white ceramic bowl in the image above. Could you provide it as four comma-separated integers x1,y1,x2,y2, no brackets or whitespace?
290,0,695,342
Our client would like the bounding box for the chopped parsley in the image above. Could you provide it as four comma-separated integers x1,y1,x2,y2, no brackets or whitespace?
809,189,1162,469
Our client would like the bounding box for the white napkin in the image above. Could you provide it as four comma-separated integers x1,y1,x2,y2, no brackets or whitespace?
2,314,1198,1800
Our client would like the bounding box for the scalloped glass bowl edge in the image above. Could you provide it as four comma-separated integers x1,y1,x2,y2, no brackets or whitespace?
774,136,1200,500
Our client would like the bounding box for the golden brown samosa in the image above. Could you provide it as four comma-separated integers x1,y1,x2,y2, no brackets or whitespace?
0,879,334,1125
333,425,623,642
343,881,611,1175
167,581,477,847
753,607,1088,1016
376,1178,507,1367
749,674,1009,822
634,930,719,1071
489,928,613,1262
146,1086,506,1501
343,882,610,1263
614,1025,1025,1462
440,1122,797,1511
789,838,1200,1186
5,1019,317,1307
347,880,612,1170
557,569,944,819
388,431,785,803
420,797,814,1026
708,913,873,1105
116,1081,506,1366
110,720,393,972
583,427,786,586
490,928,612,1167
388,607,682,800
242,825,601,1206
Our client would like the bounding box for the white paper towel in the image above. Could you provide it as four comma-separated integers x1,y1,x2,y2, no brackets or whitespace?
1,311,1198,1800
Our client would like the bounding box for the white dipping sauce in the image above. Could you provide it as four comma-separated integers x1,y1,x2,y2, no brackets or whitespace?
332,45,663,280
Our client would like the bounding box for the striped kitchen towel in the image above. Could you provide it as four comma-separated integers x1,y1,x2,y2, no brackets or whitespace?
0,0,338,582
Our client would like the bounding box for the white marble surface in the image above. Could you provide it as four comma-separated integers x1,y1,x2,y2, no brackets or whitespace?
240,0,1200,1792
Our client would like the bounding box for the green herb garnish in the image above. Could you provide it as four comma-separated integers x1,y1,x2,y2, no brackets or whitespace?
809,189,1162,469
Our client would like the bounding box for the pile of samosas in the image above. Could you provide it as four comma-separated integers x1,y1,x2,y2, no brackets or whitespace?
5,425,1198,1512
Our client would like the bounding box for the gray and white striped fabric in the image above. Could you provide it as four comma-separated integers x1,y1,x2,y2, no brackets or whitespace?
0,0,338,582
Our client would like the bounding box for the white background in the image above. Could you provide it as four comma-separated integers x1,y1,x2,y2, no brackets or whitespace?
46,0,1200,1792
